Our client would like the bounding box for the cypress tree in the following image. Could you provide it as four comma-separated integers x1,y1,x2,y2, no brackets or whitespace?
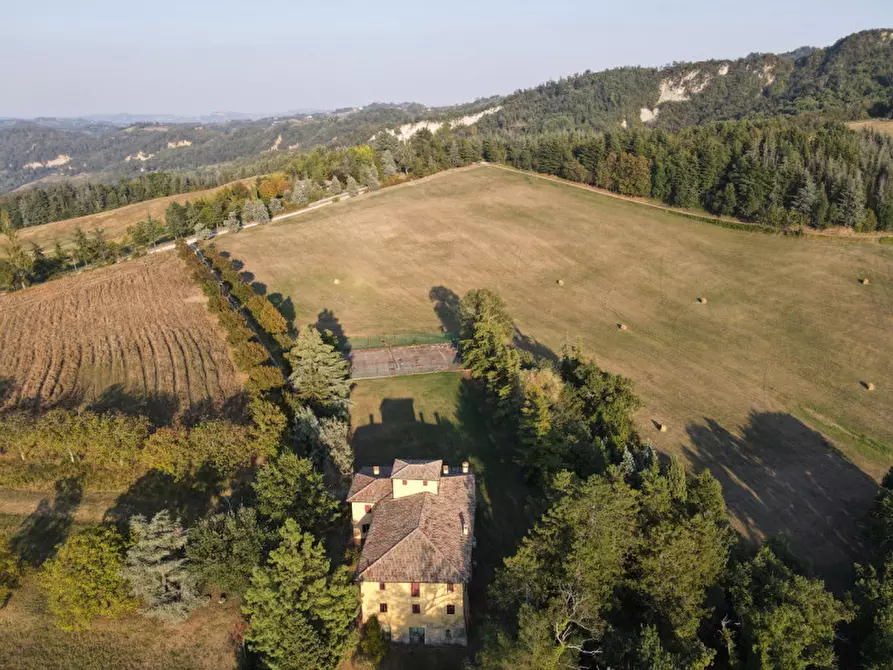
286,326,351,414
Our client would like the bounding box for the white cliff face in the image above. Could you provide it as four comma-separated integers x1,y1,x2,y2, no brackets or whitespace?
657,70,712,104
640,107,659,123
124,151,154,162
378,106,503,142
167,140,192,148
24,154,71,169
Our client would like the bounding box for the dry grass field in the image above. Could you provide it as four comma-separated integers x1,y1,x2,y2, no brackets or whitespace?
5,179,253,256
848,118,893,136
0,253,241,422
219,164,893,578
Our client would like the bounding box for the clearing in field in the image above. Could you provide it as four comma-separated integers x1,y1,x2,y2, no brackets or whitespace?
0,253,241,423
220,164,893,579
848,118,893,137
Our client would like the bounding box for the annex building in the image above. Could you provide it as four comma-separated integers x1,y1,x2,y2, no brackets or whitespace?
347,458,476,645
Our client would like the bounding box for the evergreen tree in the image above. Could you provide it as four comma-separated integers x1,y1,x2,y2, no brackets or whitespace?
187,506,266,597
242,520,358,670
1,211,34,290
252,452,340,530
268,198,284,216
225,210,241,233
242,199,270,224
328,176,342,195
286,326,351,414
379,150,398,179
122,511,205,623
361,164,380,191
346,176,360,197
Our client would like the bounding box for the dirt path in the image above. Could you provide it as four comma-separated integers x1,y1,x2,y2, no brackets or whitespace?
0,487,117,523
485,163,889,243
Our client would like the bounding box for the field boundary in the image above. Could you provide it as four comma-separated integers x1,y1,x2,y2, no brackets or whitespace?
484,163,890,243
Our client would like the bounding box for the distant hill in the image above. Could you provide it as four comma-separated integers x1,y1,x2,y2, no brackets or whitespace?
1,29,891,195
473,29,893,135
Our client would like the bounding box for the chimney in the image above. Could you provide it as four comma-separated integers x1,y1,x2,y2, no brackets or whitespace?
372,465,380,476
442,464,449,475
461,461,469,474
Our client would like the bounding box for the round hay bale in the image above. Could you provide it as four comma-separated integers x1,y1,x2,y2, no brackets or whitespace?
866,382,876,391
618,323,628,331
557,279,564,286
658,423,668,433
860,278,870,285
333,278,341,285
697,297,707,304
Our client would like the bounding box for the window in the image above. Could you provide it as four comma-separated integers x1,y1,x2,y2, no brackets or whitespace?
379,582,386,591
364,504,372,513
423,480,428,486
412,604,421,614
446,604,455,615
446,583,454,593
402,480,408,486
411,582,420,597
361,523,370,534
380,603,388,613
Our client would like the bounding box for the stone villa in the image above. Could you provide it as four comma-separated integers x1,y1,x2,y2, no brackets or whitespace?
347,458,476,645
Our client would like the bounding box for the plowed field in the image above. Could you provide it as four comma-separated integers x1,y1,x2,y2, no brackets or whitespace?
0,253,241,421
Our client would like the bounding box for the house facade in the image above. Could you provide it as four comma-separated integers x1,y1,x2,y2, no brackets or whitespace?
347,458,475,646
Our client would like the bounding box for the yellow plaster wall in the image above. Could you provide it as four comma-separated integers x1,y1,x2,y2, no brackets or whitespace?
360,580,467,645
393,478,439,499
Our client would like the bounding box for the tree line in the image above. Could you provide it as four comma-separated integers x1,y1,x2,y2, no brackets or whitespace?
456,288,893,669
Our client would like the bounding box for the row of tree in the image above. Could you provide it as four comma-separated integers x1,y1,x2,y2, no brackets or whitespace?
478,116,893,231
457,287,893,669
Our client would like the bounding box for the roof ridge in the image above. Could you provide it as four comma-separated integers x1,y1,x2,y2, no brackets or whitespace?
418,486,464,577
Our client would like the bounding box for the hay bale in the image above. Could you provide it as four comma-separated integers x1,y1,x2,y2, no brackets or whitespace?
697,296,707,304
333,278,341,285
657,423,668,433
866,382,876,391
860,278,870,285
556,279,564,286
618,323,628,331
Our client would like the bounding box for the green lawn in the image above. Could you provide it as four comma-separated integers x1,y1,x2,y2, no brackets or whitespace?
351,372,535,646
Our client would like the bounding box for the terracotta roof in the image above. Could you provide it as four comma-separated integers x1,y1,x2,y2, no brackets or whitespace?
347,466,393,503
356,474,475,583
391,458,443,481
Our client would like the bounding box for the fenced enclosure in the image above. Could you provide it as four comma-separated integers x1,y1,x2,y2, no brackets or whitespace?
349,343,462,379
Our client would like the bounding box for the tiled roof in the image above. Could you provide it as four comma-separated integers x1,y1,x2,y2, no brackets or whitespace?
391,458,443,481
356,473,475,584
347,466,394,503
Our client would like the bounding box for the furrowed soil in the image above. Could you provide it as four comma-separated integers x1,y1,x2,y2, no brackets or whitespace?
219,164,893,581
0,253,241,422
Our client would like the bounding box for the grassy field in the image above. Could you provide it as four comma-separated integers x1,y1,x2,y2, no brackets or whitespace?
221,164,893,577
848,118,893,137
5,179,253,256
350,371,533,659
0,253,241,423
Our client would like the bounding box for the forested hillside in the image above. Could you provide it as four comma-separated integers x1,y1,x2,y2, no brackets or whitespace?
475,29,893,135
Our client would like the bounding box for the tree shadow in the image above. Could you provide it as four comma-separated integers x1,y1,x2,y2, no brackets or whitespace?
0,377,15,405
10,477,84,566
511,325,559,365
428,286,461,335
351,378,534,628
316,308,350,353
684,411,878,590
88,384,179,427
104,467,222,527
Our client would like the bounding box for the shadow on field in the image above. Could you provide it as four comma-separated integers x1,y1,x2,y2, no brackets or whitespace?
684,411,877,589
104,467,222,526
316,308,350,353
89,384,179,426
429,286,461,335
352,380,535,627
10,477,83,566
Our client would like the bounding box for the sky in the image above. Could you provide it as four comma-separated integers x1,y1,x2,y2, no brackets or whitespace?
3,0,891,118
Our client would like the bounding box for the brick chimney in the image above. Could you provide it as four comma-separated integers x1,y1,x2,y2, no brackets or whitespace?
442,464,449,475
372,465,380,476
461,461,469,474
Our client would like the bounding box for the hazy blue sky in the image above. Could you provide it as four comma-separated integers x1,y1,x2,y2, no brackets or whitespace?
4,0,891,118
